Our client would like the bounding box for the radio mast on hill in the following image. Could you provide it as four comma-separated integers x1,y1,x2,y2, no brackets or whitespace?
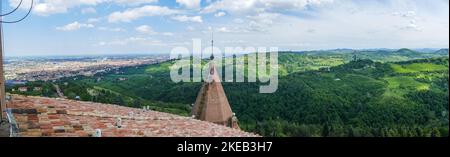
0,0,34,123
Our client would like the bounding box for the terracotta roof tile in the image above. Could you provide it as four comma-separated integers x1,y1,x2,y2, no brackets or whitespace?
7,95,259,137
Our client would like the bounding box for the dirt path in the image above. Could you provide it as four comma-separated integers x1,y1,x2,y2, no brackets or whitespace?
53,84,66,98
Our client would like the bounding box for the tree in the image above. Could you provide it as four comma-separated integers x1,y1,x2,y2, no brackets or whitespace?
431,128,441,137
133,99,141,108
322,124,329,137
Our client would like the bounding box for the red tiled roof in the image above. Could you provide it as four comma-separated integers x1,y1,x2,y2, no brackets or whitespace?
7,95,259,137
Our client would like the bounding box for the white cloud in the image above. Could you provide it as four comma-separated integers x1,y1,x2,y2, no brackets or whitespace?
392,11,417,18
216,27,231,33
98,27,126,32
246,12,280,32
233,18,245,23
135,25,175,36
176,0,201,9
201,0,333,14
87,18,101,23
391,10,423,31
171,15,203,23
81,7,97,14
400,19,422,31
108,5,179,22
214,12,226,17
7,0,450,55
161,32,175,36
114,0,159,6
23,0,103,16
56,22,95,31
201,0,255,14
216,27,240,33
33,2,68,16
9,0,159,16
135,25,157,34
186,26,196,31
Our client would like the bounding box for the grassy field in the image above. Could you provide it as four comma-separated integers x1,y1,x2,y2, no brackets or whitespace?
390,63,448,73
384,76,429,90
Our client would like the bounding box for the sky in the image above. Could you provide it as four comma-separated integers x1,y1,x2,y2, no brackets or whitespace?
1,0,449,56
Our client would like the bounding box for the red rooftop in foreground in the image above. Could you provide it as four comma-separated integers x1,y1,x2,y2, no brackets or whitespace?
5,95,259,137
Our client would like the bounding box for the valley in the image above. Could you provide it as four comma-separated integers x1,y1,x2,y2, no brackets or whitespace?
7,48,449,137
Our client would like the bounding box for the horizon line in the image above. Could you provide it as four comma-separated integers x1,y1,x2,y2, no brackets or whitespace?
5,47,449,58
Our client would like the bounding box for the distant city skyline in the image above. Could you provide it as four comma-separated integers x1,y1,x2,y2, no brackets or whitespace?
2,0,449,56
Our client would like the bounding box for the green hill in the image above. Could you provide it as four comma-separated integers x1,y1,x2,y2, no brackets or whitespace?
435,49,449,55
8,49,449,137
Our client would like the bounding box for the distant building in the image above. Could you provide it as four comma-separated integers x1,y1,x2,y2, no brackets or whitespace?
117,77,128,81
320,67,331,72
18,87,28,92
33,87,43,91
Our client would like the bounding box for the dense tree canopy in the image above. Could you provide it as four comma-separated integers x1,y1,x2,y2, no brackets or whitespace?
8,50,449,137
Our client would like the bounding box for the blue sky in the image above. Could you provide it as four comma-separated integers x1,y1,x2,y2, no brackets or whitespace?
1,0,449,56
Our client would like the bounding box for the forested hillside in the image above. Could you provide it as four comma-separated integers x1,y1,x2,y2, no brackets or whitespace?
8,49,449,137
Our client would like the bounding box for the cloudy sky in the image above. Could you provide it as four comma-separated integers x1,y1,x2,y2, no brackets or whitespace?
2,0,449,56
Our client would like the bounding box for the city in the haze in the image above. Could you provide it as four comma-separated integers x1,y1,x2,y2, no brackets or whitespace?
4,55,169,82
